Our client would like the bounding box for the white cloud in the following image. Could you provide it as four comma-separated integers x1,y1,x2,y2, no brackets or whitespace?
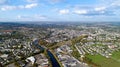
111,0,120,6
46,0,65,4
94,6,106,11
26,0,38,3
25,3,38,8
59,9,69,14
51,0,63,3
74,10,88,15
17,15,47,20
0,3,38,11
56,3,116,16
1,5,16,11
34,15,47,19
18,5,25,9
17,15,22,19
0,0,6,4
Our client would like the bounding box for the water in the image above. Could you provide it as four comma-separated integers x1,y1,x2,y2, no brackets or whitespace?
33,40,60,67
47,50,60,67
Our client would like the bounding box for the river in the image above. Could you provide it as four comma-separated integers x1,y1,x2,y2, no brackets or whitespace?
33,40,60,67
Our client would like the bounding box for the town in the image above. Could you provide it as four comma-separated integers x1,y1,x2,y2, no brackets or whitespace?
0,22,120,67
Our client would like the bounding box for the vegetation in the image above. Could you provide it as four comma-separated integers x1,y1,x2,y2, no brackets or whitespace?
71,35,88,44
43,50,52,67
71,45,81,60
85,54,120,67
111,51,120,62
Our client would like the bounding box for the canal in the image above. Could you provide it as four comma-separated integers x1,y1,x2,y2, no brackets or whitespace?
33,40,60,67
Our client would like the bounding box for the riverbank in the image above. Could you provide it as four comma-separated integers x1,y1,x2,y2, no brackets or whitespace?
33,40,61,67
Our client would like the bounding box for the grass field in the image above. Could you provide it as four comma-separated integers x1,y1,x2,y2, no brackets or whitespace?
111,51,120,62
86,53,120,67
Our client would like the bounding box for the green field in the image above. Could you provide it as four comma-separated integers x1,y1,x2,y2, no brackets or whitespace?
86,53,120,67
111,51,120,62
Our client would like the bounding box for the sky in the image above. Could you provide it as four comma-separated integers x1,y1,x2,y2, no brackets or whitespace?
0,0,120,22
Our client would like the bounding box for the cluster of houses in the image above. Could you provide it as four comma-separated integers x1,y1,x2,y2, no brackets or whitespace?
55,45,88,67
0,38,40,66
6,54,49,67
1,24,120,67
75,28,120,58
0,30,13,35
46,28,89,43
25,54,49,67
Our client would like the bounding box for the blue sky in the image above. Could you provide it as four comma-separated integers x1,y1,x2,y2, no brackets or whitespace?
0,0,120,22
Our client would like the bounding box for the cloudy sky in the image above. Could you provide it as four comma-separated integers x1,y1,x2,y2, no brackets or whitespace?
0,0,120,22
